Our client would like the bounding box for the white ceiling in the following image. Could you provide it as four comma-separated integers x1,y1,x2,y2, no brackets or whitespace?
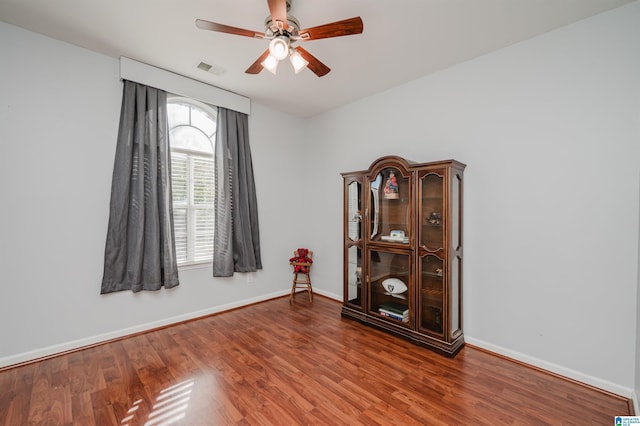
0,0,635,117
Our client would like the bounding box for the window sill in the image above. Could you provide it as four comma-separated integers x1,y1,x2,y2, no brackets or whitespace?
178,261,213,271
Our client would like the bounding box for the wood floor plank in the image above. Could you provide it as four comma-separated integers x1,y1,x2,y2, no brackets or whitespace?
0,296,633,425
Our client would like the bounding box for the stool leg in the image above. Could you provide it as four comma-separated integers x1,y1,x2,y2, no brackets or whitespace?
291,270,313,304
290,272,297,304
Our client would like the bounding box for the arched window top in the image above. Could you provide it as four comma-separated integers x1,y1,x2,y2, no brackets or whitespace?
168,97,217,154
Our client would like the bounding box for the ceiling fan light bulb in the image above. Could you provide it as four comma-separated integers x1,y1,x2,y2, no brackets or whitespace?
261,54,279,74
269,37,289,61
290,50,309,74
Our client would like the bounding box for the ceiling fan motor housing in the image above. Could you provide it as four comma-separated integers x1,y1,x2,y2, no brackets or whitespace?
264,15,300,40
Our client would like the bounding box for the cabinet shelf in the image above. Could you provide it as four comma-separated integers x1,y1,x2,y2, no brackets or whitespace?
422,272,443,278
422,287,443,296
379,235,410,243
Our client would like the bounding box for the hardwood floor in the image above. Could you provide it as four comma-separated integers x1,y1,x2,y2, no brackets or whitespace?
0,296,633,425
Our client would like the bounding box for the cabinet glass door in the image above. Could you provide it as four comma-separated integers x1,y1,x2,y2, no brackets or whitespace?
346,245,362,307
347,181,362,242
368,250,410,324
420,254,444,335
369,167,410,245
345,180,363,309
449,172,463,338
420,172,444,251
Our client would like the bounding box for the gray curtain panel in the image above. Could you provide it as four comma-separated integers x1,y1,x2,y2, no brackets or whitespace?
213,108,262,277
101,80,179,294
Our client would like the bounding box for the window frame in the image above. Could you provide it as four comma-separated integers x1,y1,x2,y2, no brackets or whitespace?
167,96,217,267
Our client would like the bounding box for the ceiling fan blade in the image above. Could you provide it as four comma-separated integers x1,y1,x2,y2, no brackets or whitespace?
299,17,363,41
196,19,264,39
245,49,270,74
267,0,288,31
296,47,331,77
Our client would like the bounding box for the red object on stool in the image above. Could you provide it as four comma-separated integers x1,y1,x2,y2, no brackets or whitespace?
290,248,313,303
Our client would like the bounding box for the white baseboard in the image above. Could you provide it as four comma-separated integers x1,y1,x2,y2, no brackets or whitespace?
0,289,290,369
465,336,635,401
313,288,342,301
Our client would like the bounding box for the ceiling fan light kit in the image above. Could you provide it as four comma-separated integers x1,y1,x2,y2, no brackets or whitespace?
268,36,290,60
289,49,308,74
260,54,279,74
195,0,363,77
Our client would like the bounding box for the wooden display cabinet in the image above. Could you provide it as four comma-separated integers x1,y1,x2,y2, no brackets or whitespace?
341,156,466,357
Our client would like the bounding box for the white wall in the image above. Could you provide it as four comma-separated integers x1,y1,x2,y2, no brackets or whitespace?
304,2,640,396
0,22,306,367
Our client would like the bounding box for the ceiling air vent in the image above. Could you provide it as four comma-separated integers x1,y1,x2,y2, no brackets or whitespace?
197,62,226,75
197,62,212,71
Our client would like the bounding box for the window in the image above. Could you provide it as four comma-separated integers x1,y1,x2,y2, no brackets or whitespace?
167,97,217,265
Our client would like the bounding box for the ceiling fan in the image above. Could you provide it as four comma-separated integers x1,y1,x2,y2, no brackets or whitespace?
195,0,363,77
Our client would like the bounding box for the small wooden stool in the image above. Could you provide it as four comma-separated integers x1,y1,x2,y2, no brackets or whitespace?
290,249,313,303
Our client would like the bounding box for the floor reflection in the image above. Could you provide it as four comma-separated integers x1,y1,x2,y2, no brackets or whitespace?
121,379,195,426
